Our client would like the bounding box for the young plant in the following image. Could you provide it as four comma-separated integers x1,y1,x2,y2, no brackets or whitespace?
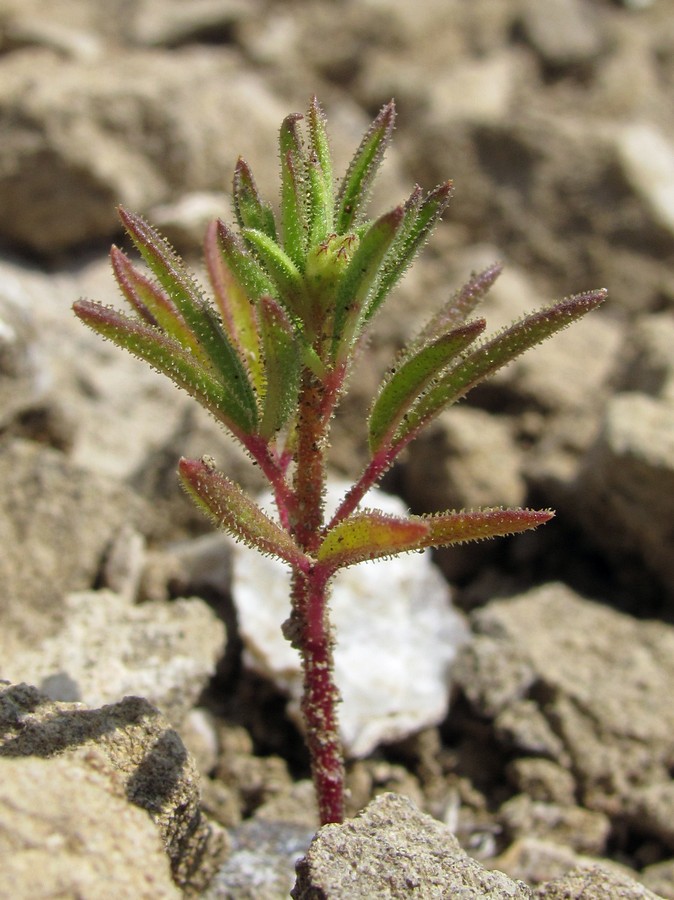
73,98,605,826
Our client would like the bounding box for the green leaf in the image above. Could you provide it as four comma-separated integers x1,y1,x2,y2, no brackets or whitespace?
204,220,264,398
258,296,301,439
316,506,554,569
179,457,308,567
307,157,334,248
279,113,307,269
210,219,277,303
394,288,608,446
363,181,453,324
73,300,256,434
306,97,334,245
411,262,503,351
119,208,258,425
317,509,429,570
332,205,404,359
232,157,277,241
335,100,396,233
241,227,308,324
368,319,486,453
307,97,333,190
110,246,208,363
410,508,554,548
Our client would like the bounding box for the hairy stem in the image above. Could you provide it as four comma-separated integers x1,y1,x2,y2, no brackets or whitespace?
291,567,344,824
289,367,345,824
242,434,294,530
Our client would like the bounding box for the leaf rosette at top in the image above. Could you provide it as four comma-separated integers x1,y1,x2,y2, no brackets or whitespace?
72,98,492,449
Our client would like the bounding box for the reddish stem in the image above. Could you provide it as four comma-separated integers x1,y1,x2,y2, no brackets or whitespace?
242,434,294,530
327,423,422,532
291,567,344,824
289,366,346,824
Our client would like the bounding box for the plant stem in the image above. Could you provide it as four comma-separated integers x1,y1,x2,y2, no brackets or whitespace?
290,367,345,824
242,434,294,529
291,567,344,824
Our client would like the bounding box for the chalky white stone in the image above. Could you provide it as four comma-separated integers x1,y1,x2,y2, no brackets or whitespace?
231,482,469,758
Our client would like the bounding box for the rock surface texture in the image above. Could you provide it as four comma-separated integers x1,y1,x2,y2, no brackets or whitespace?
292,793,662,899
0,754,182,899
1,0,674,895
0,682,227,893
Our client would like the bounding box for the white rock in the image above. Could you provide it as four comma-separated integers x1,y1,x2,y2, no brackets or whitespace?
231,482,468,758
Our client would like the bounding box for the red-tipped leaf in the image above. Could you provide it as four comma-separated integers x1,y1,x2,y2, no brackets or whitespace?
368,319,487,453
110,246,207,362
411,262,503,351
411,508,554,549
232,157,277,241
179,457,309,567
73,300,255,434
394,289,608,447
118,208,258,424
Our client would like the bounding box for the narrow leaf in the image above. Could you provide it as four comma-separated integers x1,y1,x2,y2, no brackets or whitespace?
335,100,396,233
211,220,277,299
73,300,255,433
395,289,608,445
364,181,453,324
307,156,334,247
179,457,308,567
119,208,258,424
232,157,277,241
317,509,429,570
258,296,301,439
241,227,308,324
307,97,333,192
368,319,487,453
110,246,157,325
332,205,405,359
403,181,454,251
411,263,503,354
306,96,334,244
279,114,307,269
411,508,554,549
111,246,208,363
204,219,264,396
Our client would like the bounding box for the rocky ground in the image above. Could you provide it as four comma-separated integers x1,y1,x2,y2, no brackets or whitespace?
1,0,674,897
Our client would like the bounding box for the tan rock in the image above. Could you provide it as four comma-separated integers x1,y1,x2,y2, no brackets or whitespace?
0,753,181,899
